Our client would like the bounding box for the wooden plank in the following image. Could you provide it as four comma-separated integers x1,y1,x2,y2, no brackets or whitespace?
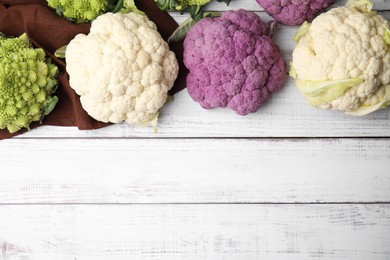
0,204,389,259
204,0,390,11
0,138,389,204
16,82,390,138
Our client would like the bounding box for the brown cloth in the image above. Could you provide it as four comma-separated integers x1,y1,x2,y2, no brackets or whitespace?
0,0,188,139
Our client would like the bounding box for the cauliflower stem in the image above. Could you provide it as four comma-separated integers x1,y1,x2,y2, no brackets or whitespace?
139,113,159,133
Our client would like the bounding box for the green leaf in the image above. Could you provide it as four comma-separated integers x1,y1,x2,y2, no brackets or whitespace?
154,0,228,19
45,79,59,93
154,0,177,11
384,29,390,46
293,21,310,42
139,113,159,133
168,17,197,43
54,45,67,59
290,65,364,106
41,96,59,120
188,5,204,20
302,79,363,106
166,95,175,103
296,78,363,96
168,12,220,43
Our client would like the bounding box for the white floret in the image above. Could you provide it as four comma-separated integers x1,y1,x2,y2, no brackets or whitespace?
66,12,179,125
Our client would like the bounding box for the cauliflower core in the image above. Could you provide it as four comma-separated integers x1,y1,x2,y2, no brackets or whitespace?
256,0,335,25
291,1,390,115
66,12,179,125
183,9,287,115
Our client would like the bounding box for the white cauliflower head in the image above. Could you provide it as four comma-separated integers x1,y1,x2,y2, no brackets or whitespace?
66,12,179,126
290,0,390,116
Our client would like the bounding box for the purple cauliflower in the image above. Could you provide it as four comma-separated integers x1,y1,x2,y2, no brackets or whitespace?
183,9,287,116
256,0,336,25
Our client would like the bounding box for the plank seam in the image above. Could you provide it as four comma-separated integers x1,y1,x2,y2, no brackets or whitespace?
0,202,390,205
9,136,390,140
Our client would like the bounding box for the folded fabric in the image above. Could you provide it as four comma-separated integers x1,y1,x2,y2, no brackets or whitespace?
0,0,187,139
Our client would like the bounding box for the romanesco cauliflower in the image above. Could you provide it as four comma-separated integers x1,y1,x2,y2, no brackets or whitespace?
175,0,212,11
0,33,59,133
47,0,115,23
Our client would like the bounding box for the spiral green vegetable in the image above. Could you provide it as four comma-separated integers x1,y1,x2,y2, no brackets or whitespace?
0,33,59,133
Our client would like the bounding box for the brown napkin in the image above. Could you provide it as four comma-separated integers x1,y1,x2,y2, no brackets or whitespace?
0,0,187,139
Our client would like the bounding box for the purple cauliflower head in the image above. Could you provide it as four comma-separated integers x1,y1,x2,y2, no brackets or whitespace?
256,0,336,25
183,9,287,116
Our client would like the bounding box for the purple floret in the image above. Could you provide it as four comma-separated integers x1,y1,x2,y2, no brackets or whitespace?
183,9,287,116
256,0,335,25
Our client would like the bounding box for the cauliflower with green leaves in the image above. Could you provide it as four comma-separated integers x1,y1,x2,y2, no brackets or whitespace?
47,0,115,23
290,0,390,116
0,33,59,133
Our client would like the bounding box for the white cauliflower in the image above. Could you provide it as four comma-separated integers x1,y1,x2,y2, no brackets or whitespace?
66,12,179,129
290,0,390,116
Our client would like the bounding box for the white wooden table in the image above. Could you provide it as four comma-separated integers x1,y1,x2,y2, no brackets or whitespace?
1,1,389,259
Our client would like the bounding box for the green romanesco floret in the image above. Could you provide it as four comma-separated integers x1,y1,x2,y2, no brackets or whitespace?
175,0,212,11
47,0,115,23
0,33,59,133
155,0,214,19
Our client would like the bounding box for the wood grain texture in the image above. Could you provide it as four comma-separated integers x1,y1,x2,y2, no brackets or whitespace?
0,205,389,260
1,2,389,260
14,10,390,138
15,75,390,138
1,138,389,204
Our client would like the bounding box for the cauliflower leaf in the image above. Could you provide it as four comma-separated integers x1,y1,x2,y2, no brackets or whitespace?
347,86,390,116
293,22,310,42
345,0,373,13
297,78,364,106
